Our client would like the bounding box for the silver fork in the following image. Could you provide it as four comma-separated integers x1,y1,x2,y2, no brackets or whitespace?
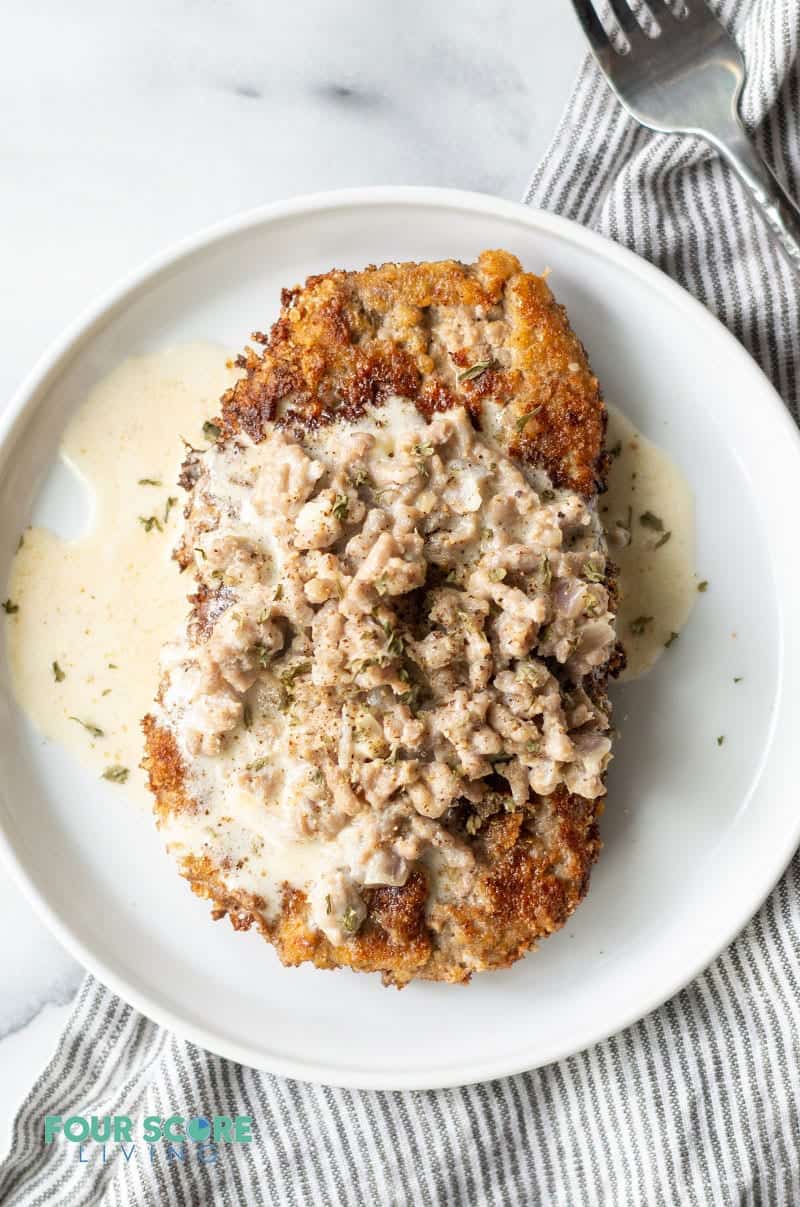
570,0,800,272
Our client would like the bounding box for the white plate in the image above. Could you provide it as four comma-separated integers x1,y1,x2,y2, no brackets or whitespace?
1,187,798,1090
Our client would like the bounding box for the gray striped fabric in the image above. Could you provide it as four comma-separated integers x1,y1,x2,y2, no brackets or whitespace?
3,1,800,1203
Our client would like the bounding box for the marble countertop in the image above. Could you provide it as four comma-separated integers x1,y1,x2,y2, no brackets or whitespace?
0,0,584,1153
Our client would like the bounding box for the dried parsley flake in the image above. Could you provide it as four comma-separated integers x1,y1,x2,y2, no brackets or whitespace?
458,359,494,383
69,717,104,738
639,511,664,532
331,494,350,521
102,765,129,784
515,406,542,434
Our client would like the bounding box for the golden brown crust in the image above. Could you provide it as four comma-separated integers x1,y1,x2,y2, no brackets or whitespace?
144,708,603,986
218,250,605,496
144,250,611,986
141,713,189,826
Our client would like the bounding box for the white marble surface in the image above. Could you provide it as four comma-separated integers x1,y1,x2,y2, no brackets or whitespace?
0,0,584,1154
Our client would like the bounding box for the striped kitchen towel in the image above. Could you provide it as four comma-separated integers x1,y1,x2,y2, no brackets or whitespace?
2,0,799,1203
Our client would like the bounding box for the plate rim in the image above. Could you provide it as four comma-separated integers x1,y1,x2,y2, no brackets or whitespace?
1,184,799,1090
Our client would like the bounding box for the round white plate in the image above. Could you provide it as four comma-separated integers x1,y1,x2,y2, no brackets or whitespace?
1,187,797,1090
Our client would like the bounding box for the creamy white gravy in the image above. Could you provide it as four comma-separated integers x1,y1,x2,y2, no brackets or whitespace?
604,406,696,681
5,354,695,815
156,395,616,934
6,345,238,804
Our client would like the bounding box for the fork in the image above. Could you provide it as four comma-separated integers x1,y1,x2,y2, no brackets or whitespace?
570,0,800,272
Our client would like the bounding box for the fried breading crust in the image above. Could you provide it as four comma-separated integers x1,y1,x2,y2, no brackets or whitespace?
143,250,611,986
220,249,606,496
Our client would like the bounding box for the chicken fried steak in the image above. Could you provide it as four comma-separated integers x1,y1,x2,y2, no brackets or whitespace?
143,250,618,986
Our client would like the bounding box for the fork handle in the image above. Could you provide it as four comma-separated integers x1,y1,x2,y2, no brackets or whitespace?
710,121,800,275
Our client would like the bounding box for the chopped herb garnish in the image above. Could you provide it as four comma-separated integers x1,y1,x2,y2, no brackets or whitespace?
69,717,104,738
583,592,602,616
717,735,725,747
2,599,19,614
274,583,283,601
584,561,604,584
539,489,555,503
243,703,252,730
102,689,111,696
399,684,422,716
138,515,163,534
488,567,506,583
280,661,311,686
465,814,483,836
640,511,664,532
102,765,129,784
203,420,221,441
654,530,672,549
253,642,271,669
17,533,24,550
608,441,622,458
138,478,162,486
374,618,404,658
458,359,494,383
665,631,679,648
52,661,66,682
194,547,206,560
246,756,270,772
540,556,552,587
342,905,360,934
414,442,434,458
698,580,709,592
164,496,178,523
325,894,333,916
734,676,743,683
331,494,350,521
107,662,118,669
350,466,369,488
385,627,404,658
630,615,654,636
276,661,311,708
515,406,542,434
